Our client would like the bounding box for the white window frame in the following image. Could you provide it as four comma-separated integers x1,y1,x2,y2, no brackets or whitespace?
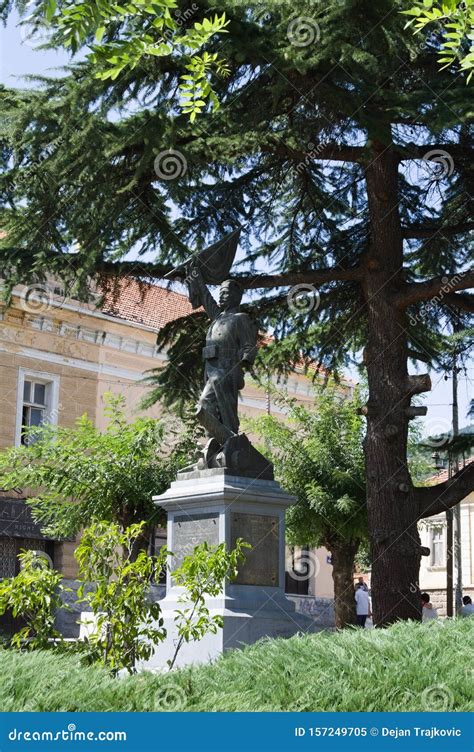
430,525,446,570
15,368,60,447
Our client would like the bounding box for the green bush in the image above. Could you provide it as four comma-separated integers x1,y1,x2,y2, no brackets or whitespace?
0,550,69,650
0,521,249,676
0,618,472,712
76,522,248,674
75,521,167,675
170,539,250,670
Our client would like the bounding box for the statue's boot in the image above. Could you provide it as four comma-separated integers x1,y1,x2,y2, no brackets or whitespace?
197,438,222,469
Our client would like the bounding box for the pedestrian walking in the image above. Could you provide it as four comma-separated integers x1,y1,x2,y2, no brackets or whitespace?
355,583,371,627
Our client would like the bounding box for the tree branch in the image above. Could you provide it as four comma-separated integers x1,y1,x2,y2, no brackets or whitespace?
96,259,172,279
399,143,473,163
95,260,361,289
237,267,362,289
396,270,474,309
6,247,362,291
440,292,474,314
261,140,367,164
417,461,474,520
402,222,474,239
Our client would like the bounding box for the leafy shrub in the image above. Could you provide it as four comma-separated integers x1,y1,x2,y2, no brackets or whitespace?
75,521,166,674
0,550,69,650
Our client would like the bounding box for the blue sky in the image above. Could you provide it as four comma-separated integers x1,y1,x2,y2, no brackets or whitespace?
1,11,472,442
0,10,71,85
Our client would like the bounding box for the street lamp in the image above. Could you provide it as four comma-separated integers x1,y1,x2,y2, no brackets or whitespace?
431,451,444,471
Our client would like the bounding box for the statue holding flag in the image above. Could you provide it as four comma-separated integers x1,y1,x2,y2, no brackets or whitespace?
168,229,273,478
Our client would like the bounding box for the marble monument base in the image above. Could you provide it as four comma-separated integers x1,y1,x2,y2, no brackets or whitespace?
141,469,322,671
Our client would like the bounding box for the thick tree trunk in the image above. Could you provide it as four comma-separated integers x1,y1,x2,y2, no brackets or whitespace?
330,540,359,629
363,142,423,626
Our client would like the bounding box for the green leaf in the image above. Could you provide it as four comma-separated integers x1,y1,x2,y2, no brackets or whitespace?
45,0,57,22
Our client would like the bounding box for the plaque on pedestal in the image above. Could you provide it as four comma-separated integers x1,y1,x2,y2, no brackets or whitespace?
230,512,279,586
172,513,219,572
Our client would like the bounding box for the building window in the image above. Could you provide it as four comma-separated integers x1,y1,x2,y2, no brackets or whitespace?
285,546,310,596
0,538,17,579
15,369,60,447
21,380,47,443
431,526,445,568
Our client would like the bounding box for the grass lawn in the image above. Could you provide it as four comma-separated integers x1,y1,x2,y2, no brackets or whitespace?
1,618,472,712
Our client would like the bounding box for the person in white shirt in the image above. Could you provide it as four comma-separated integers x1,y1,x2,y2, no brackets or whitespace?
355,584,371,627
421,592,438,622
460,595,474,617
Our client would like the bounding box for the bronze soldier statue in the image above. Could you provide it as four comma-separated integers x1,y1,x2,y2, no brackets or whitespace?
184,268,272,477
187,263,257,438
169,229,273,478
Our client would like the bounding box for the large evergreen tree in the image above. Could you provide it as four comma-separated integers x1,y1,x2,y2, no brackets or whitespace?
1,0,473,624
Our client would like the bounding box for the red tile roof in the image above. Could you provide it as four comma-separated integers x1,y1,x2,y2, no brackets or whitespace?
426,456,474,485
101,277,198,330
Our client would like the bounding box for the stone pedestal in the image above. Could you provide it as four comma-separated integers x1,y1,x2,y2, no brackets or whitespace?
142,469,321,671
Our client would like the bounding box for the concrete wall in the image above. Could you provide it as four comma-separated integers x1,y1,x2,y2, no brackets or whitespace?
287,595,335,628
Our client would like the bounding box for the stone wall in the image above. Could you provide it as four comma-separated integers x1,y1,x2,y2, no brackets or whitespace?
55,580,167,638
287,594,335,628
427,587,474,617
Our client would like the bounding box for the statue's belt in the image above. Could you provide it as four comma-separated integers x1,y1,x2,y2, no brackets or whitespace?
202,344,239,360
